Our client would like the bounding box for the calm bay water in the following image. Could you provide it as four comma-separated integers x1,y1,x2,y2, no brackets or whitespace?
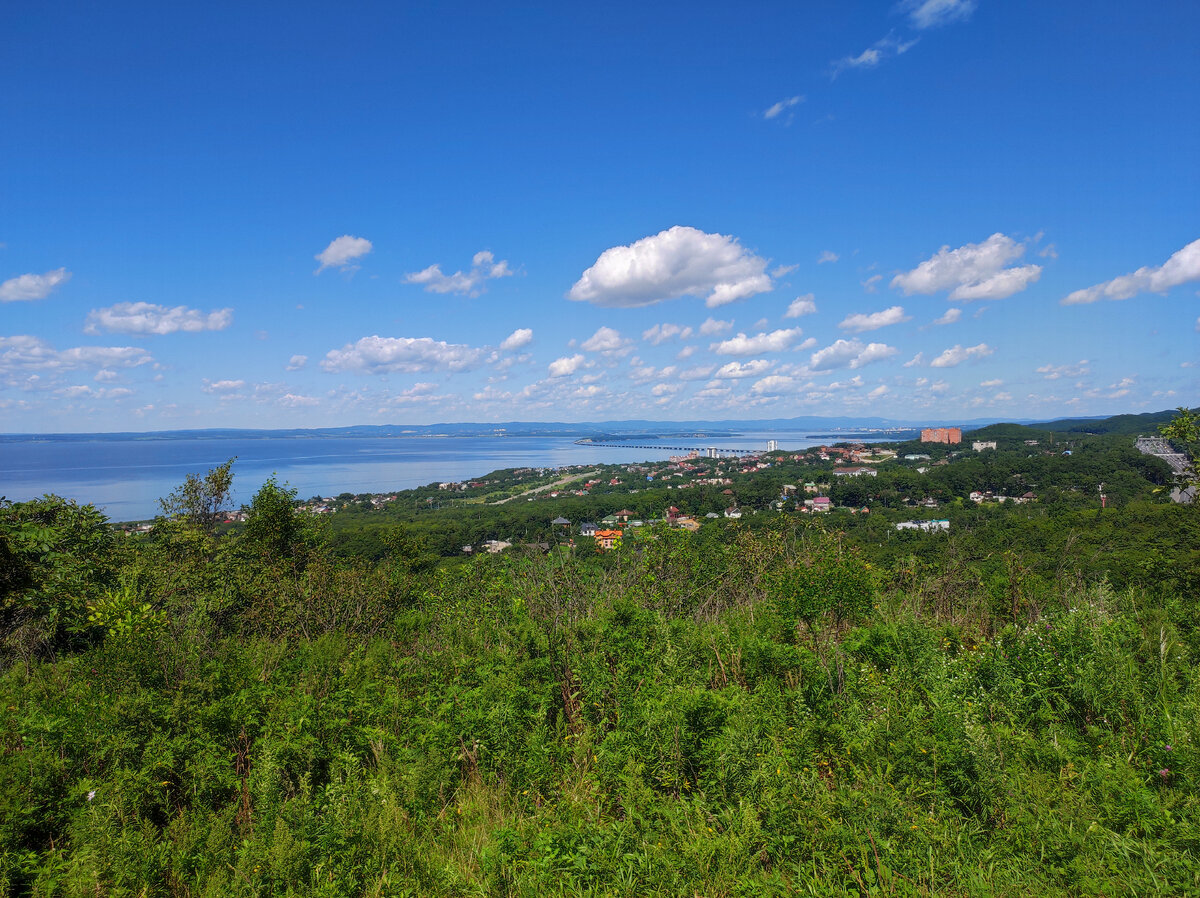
0,431,859,522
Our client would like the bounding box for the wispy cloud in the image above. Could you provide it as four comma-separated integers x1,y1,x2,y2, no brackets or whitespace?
0,268,71,302
785,294,818,318
832,34,918,77
405,250,514,297
764,95,804,121
904,0,977,30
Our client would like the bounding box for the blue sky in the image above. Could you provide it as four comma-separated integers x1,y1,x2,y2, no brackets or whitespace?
2,0,1197,432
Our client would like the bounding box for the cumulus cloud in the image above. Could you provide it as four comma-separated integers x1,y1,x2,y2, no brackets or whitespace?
750,375,796,396
1061,238,1200,305
315,235,372,273
932,307,962,325
0,268,71,302
581,326,632,354
698,316,733,336
903,352,925,368
817,250,839,264
714,360,773,379
904,0,976,29
405,250,514,297
0,335,153,373
321,336,484,374
980,379,1003,387
278,393,320,408
568,226,773,308
500,328,533,351
286,354,308,371
867,385,890,400
838,305,910,333
810,339,898,371
892,233,1041,301
764,95,804,120
642,323,693,345
85,302,233,336
711,328,805,356
548,354,585,378
785,294,818,318
929,343,993,367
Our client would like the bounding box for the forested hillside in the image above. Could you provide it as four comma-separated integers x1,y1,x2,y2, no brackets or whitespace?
1,416,1197,896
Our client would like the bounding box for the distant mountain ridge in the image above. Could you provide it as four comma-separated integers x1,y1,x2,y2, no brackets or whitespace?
1,409,1186,442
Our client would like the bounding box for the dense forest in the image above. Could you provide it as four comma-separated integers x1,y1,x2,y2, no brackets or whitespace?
1,411,1197,896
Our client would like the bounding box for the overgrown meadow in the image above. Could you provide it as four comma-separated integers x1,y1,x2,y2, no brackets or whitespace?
2,458,1198,895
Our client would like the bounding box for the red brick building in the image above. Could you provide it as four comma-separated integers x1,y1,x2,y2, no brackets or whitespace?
920,427,962,444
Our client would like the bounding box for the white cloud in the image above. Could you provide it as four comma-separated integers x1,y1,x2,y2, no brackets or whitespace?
980,378,1004,387
1036,360,1090,380
286,354,308,371
929,343,993,367
699,316,733,336
642,323,694,345
315,235,372,273
500,328,533,351
405,250,514,297
711,328,805,356
932,307,962,325
0,335,153,373
905,0,976,29
764,95,804,119
832,34,918,76
1061,238,1200,305
85,302,233,335
810,339,898,371
321,335,484,374
817,250,839,264
714,359,773,379
678,365,716,381
903,352,924,368
581,326,631,354
568,226,773,308
651,382,682,396
892,233,1041,301
278,393,320,408
862,274,883,293
548,354,585,378
201,378,246,395
750,375,796,396
784,294,818,318
0,268,71,302
839,305,910,333
867,384,890,400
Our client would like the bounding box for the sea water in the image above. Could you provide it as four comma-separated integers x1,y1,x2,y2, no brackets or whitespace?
0,431,866,522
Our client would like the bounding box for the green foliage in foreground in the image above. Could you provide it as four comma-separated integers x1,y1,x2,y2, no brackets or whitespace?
2,512,1198,896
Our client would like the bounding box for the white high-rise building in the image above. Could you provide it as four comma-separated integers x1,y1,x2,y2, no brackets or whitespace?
767,439,779,452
